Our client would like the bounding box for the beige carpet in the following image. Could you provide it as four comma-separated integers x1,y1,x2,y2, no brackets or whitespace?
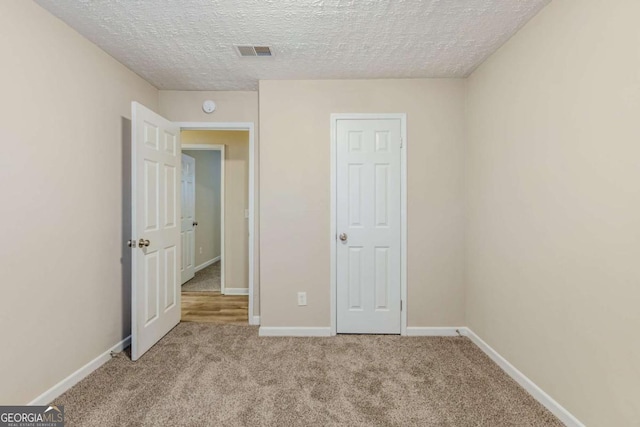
181,261,220,292
53,323,562,426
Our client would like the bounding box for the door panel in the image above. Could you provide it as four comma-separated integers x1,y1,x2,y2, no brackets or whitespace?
336,118,402,334
164,165,177,228
132,102,181,360
374,247,390,309
164,246,178,310
348,247,363,310
180,154,196,284
144,251,159,324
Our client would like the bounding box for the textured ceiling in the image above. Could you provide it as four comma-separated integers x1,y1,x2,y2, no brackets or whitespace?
34,0,550,91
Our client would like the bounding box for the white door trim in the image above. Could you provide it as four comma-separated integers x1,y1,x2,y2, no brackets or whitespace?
330,113,408,336
178,122,257,325
182,144,226,292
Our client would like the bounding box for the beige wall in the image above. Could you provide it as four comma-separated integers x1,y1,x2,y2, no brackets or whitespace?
182,132,250,290
183,150,222,266
465,0,640,425
159,91,259,315
0,1,158,404
259,79,466,327
159,91,258,124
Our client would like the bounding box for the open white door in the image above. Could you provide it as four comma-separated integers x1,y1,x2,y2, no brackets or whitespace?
131,102,181,360
180,154,196,284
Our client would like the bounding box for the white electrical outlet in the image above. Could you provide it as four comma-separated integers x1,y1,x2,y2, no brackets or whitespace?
297,292,307,306
199,247,203,254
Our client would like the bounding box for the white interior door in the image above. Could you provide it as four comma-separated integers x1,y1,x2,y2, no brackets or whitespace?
131,102,181,360
180,154,196,284
336,118,402,334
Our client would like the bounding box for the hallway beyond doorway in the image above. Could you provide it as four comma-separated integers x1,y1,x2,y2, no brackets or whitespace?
181,292,248,324
181,262,220,292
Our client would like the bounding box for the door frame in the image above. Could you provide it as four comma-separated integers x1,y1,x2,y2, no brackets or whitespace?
329,113,408,336
181,144,226,292
177,122,257,325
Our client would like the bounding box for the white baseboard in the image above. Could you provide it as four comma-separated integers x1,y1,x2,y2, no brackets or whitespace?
250,315,260,326
224,287,248,295
259,327,331,337
405,327,463,336
195,256,220,273
460,328,584,427
28,335,131,405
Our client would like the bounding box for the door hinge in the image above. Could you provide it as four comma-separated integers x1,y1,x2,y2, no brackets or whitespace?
401,300,403,311
400,138,403,148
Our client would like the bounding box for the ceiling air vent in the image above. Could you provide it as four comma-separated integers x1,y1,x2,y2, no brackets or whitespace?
235,45,273,57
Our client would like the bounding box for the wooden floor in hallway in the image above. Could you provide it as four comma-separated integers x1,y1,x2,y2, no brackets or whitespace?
181,291,248,324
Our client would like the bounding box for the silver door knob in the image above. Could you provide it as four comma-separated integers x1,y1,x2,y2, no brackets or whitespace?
339,233,348,242
138,238,150,248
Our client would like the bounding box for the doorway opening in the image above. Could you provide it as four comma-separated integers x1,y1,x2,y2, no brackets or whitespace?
180,128,253,325
181,147,223,291
130,102,257,360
